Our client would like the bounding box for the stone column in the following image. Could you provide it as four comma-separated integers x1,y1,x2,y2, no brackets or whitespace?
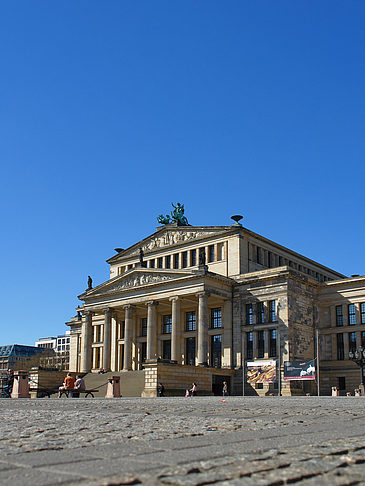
197,292,208,366
123,305,134,370
110,315,118,372
222,299,232,368
147,301,158,360
170,297,181,362
264,330,270,357
103,308,113,371
81,311,93,373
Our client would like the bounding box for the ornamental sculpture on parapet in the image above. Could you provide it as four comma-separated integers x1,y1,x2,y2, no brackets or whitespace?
157,202,189,226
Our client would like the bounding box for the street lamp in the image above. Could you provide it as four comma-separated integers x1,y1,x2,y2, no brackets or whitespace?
348,346,365,394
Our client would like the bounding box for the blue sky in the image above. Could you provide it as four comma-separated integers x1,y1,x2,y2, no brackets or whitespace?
1,2,364,345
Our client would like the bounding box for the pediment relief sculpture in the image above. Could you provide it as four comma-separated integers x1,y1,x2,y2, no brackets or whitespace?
106,273,178,292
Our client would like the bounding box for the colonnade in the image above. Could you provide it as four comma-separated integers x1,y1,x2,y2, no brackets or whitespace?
80,292,227,373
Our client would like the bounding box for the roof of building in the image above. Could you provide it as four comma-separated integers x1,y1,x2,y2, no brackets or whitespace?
0,344,48,358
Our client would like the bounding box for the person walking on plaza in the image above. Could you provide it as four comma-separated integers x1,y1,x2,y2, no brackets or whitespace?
4,369,14,397
190,382,197,397
157,383,165,397
222,381,228,397
58,373,75,398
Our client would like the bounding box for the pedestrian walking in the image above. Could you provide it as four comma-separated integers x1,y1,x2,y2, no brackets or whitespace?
157,382,165,397
222,381,228,397
190,382,197,397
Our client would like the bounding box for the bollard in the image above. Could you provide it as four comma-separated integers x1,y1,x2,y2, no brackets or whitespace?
331,386,340,397
105,376,121,398
346,392,352,397
11,371,30,398
355,389,362,397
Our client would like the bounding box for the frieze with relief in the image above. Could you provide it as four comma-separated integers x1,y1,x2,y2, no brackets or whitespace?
106,273,178,292
129,231,220,256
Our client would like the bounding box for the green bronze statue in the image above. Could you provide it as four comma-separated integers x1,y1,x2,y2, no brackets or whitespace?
157,202,189,226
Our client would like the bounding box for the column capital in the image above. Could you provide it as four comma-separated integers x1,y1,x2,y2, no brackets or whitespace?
103,307,114,316
196,291,210,298
146,300,159,307
123,304,135,311
169,296,180,303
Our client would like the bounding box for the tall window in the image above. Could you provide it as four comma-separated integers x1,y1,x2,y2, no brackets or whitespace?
246,304,253,325
211,308,222,329
186,337,196,365
165,255,171,269
348,304,356,325
256,247,262,264
149,259,155,268
269,301,276,322
217,243,224,260
267,251,272,268
349,332,357,353
185,311,196,331
191,249,197,266
246,332,253,360
211,335,222,368
336,305,343,326
141,318,147,337
182,251,188,268
173,254,179,269
362,331,365,348
163,340,171,360
337,333,344,360
208,245,215,262
162,315,172,334
257,302,265,324
279,256,284,266
141,342,147,363
157,257,163,268
269,329,277,357
361,303,365,324
257,330,265,358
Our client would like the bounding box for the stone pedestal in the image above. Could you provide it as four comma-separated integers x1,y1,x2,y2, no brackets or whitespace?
11,371,30,398
332,386,340,397
105,376,121,398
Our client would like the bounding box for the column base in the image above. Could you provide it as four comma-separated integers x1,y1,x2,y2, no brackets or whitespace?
198,362,209,367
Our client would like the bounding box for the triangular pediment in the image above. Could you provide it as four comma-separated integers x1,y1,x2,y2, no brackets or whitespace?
107,225,233,263
79,268,194,299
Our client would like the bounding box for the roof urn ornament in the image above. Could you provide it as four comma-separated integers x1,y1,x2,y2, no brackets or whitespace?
157,202,189,226
231,215,243,227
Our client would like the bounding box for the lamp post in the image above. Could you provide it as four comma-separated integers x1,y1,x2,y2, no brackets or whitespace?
348,347,365,395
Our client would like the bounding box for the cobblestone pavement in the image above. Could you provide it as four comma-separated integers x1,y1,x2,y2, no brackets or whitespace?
1,397,365,485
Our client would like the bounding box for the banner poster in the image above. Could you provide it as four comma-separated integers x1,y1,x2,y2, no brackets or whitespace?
246,360,277,384
284,360,316,380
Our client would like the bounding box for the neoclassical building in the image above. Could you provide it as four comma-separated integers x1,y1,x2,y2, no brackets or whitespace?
66,214,365,396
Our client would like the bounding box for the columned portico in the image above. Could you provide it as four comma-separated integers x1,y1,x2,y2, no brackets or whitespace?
197,291,208,366
81,311,93,372
103,308,113,371
147,301,158,360
123,304,134,370
170,297,181,363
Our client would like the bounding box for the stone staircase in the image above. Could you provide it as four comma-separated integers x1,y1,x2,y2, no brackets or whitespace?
83,370,145,398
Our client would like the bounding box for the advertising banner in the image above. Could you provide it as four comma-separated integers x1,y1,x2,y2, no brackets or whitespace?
284,360,316,380
246,360,277,384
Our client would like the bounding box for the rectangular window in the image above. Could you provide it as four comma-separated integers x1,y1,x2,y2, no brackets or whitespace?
182,251,188,268
210,308,222,329
163,340,171,360
246,332,253,360
267,251,272,268
269,301,276,322
211,335,222,368
362,331,365,348
141,318,147,337
162,315,172,334
279,256,284,266
149,259,155,268
337,333,344,360
269,329,277,357
185,337,196,365
208,245,215,262
191,249,197,266
257,330,265,358
141,342,147,363
246,304,253,325
349,332,357,353
336,305,343,326
173,254,179,269
217,243,224,260
165,255,171,269
256,247,262,264
185,311,196,331
157,257,163,268
348,304,356,325
257,302,265,324
361,303,365,324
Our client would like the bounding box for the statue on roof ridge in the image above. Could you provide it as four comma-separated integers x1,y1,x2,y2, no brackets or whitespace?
157,202,189,226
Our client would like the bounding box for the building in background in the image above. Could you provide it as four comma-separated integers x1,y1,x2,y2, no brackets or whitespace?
35,331,71,370
0,344,54,372
66,209,365,396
